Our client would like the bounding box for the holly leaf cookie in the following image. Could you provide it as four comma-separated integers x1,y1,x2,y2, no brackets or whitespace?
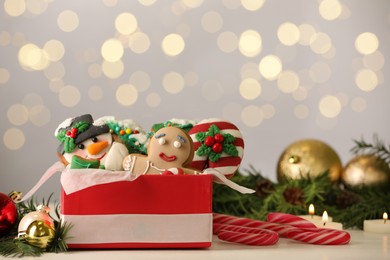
189,118,244,178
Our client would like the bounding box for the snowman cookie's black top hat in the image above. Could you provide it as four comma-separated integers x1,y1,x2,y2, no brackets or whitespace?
55,114,109,155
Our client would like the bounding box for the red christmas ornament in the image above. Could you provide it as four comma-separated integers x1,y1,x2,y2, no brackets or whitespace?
0,192,18,236
204,136,215,147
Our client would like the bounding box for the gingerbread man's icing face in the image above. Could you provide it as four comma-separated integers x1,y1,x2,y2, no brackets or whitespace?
148,127,194,169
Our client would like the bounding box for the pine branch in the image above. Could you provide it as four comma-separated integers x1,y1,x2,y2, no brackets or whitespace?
351,135,390,165
0,239,43,257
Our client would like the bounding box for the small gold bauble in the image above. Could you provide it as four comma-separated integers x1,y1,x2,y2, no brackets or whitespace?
18,205,54,234
341,154,390,189
25,220,55,249
277,139,342,182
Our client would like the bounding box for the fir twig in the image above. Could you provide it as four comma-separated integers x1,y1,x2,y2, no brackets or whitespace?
0,239,43,257
351,135,390,165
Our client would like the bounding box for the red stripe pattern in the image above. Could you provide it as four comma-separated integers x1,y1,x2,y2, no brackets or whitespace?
189,119,244,178
213,213,351,246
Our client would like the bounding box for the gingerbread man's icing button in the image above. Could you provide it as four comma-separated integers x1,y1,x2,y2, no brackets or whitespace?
122,126,196,175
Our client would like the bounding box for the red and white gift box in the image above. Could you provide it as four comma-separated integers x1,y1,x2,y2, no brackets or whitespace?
60,168,213,249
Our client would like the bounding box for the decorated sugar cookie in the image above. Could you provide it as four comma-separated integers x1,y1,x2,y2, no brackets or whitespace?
122,126,197,175
55,114,128,170
97,116,148,155
188,118,244,178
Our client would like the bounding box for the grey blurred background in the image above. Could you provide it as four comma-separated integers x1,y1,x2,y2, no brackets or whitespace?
0,0,389,200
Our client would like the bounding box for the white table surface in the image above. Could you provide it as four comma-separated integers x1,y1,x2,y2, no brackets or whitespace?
3,230,387,260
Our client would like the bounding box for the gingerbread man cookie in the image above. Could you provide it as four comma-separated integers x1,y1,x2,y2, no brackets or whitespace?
122,126,197,175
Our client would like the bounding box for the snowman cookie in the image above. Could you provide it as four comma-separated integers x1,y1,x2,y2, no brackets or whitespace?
55,114,128,170
122,126,197,175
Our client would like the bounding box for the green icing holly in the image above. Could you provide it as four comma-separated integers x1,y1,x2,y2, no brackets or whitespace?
195,124,239,163
56,121,90,153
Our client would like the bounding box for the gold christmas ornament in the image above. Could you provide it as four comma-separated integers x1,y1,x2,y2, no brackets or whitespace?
24,220,55,249
341,154,390,189
18,205,55,249
277,139,342,182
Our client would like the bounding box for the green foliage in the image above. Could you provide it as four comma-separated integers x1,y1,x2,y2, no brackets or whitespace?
352,135,390,165
0,194,72,258
213,166,390,229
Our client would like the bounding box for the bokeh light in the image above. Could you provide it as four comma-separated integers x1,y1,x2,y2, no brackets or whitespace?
26,0,49,15
239,78,261,100
319,0,342,21
310,32,332,54
241,62,261,80
102,60,124,79
162,71,185,94
241,105,263,127
184,71,199,86
7,104,29,125
217,31,238,53
115,13,138,35
258,55,283,80
363,51,385,71
59,85,81,107
239,30,262,57
116,84,138,106
355,32,379,55
294,104,309,119
355,69,378,92
277,70,300,93
278,22,300,46
201,11,223,33
101,39,124,62
319,95,341,118
3,128,25,150
350,97,367,112
146,92,161,108
43,40,65,61
88,86,103,101
181,0,204,9
18,43,49,71
129,32,151,54
241,0,265,11
4,0,26,17
57,10,79,32
0,68,10,84
162,34,185,56
298,23,317,46
88,63,103,79
44,61,65,81
0,31,11,46
261,104,276,119
138,0,157,6
29,105,51,127
129,70,151,92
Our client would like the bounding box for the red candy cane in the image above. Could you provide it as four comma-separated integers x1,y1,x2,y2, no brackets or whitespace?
213,213,351,246
267,212,317,229
218,228,279,246
286,229,351,245
213,213,296,237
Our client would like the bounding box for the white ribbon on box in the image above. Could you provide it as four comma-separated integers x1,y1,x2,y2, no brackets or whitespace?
62,213,212,244
60,167,254,195
19,161,255,202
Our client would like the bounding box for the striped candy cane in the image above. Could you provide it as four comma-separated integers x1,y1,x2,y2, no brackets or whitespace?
267,212,317,229
213,213,297,237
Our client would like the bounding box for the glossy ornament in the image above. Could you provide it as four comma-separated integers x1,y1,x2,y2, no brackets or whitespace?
18,205,55,248
24,220,55,249
277,139,342,182
341,154,390,189
0,192,18,236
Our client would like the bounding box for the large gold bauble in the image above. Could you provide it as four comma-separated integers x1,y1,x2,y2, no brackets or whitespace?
25,220,55,249
277,139,342,182
341,154,390,189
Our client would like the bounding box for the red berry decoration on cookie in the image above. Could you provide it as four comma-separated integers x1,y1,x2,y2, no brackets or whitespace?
189,119,244,178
